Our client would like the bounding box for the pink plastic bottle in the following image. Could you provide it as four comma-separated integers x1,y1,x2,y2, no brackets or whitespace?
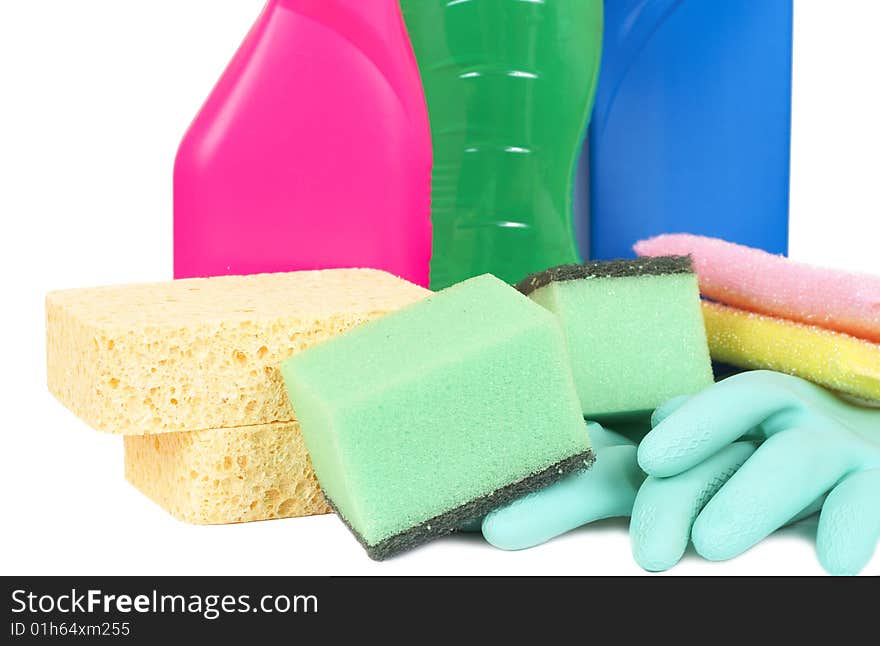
174,0,432,286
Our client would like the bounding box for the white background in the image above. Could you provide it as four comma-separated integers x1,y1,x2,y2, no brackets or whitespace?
1,1,878,576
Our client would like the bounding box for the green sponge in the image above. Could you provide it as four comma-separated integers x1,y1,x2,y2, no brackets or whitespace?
281,274,593,560
516,256,714,420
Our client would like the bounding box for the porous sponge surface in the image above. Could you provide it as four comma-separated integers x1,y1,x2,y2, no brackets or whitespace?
703,301,880,403
282,274,591,549
46,269,429,434
525,262,714,418
635,233,880,343
124,421,331,524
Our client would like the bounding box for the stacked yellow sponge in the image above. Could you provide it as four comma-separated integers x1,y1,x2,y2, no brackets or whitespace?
124,422,329,524
46,269,430,524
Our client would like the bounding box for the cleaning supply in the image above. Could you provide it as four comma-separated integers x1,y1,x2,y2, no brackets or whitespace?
281,274,594,560
399,0,603,289
639,371,880,576
48,269,427,526
632,393,825,572
631,440,760,572
580,0,792,260
124,420,330,525
46,269,429,434
174,0,432,286
481,419,760,571
703,302,880,403
635,233,880,342
516,256,714,419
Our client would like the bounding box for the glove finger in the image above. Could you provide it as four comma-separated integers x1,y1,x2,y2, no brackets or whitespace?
653,394,768,446
692,428,851,561
639,371,806,478
482,444,643,551
650,395,691,428
630,441,756,572
817,469,880,576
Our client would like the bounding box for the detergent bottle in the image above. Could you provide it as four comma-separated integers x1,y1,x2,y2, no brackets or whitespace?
580,0,793,260
400,0,603,289
174,0,433,286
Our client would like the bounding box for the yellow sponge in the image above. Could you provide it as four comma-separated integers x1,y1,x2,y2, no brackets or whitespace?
703,301,880,402
46,269,430,434
124,421,330,524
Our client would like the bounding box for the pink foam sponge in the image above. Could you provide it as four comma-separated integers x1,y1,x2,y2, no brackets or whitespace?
634,234,880,343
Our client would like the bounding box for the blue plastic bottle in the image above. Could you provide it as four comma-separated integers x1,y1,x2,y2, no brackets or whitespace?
577,0,792,260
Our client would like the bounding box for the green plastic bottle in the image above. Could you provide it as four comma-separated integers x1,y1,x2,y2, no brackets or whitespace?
400,0,603,289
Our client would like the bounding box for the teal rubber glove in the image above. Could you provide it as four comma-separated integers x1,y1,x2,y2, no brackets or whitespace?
637,370,880,575
481,421,757,564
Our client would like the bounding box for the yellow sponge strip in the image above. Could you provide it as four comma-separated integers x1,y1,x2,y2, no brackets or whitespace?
46,269,430,434
703,301,880,402
125,420,330,524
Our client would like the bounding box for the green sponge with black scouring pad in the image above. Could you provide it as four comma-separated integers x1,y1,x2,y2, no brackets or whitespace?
516,256,714,421
281,274,594,560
